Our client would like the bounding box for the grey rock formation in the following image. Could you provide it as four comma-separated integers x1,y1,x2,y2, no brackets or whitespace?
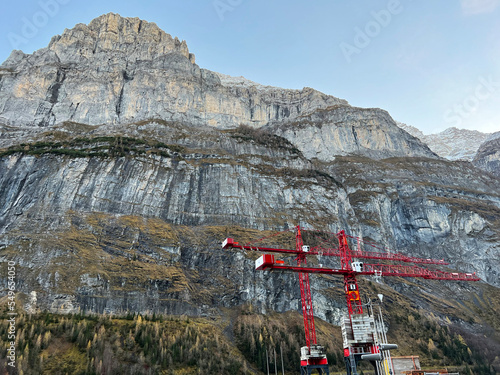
0,13,345,132
0,13,440,161
268,106,437,160
473,132,500,177
0,123,499,314
0,13,499,344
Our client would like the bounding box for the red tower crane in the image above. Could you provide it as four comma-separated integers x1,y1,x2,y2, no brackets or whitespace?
222,226,479,375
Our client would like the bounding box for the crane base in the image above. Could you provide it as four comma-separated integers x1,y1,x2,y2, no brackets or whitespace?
344,355,380,375
300,364,330,375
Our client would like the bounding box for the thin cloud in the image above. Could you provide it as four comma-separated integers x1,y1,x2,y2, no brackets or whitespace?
461,0,500,15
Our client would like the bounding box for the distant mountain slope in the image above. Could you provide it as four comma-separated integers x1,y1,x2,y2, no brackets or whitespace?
397,122,491,161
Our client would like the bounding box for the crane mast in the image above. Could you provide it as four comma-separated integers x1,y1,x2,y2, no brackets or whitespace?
338,230,363,316
224,227,329,374
296,227,317,349
222,226,479,375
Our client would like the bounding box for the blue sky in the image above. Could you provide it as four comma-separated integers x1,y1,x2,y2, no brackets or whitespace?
1,0,499,134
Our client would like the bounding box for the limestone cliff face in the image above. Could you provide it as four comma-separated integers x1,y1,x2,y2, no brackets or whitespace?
0,13,499,338
325,156,500,287
0,123,498,316
0,13,345,134
0,125,355,319
0,142,350,233
268,106,437,160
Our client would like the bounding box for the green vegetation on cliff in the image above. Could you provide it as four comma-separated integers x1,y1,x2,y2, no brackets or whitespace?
0,136,186,159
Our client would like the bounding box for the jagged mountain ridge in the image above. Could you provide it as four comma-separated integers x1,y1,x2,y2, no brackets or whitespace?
397,122,500,176
397,122,492,161
0,13,499,372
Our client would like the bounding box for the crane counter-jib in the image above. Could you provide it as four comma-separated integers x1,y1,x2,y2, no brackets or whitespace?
222,237,299,254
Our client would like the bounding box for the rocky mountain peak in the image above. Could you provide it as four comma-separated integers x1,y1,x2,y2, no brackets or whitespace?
396,122,424,139
0,13,435,160
2,13,194,69
47,13,192,65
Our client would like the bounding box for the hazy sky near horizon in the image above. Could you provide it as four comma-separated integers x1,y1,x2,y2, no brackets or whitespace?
1,0,499,134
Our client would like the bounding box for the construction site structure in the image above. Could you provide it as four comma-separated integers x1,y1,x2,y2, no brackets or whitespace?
222,226,480,375
392,356,421,374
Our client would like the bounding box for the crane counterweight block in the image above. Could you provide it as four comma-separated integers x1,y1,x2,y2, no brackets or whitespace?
255,254,275,270
222,238,235,249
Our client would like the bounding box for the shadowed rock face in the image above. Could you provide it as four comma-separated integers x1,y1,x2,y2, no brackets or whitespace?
473,132,500,177
0,13,499,345
0,124,498,296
